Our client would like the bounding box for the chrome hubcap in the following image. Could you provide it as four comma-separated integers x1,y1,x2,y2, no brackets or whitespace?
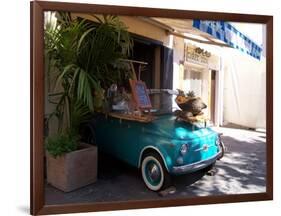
148,163,160,181
142,156,164,190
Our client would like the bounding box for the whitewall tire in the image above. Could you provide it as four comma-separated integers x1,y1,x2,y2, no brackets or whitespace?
141,152,170,191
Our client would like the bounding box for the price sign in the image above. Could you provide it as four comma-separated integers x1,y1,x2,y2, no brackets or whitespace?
129,79,152,109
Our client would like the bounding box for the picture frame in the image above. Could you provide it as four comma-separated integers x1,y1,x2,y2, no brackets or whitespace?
30,1,273,215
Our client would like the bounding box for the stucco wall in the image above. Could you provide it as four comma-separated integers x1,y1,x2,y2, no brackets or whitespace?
172,35,185,91
223,48,266,129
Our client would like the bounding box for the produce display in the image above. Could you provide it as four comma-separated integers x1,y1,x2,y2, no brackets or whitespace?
175,90,208,124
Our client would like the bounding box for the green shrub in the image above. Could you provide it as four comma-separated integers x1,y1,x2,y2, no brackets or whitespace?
45,133,79,157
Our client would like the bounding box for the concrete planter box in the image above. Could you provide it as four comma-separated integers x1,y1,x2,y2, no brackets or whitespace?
46,143,97,192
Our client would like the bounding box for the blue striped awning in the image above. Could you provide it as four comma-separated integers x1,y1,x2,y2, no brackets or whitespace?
193,20,263,60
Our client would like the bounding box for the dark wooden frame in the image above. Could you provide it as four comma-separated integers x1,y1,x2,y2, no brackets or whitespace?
30,1,273,215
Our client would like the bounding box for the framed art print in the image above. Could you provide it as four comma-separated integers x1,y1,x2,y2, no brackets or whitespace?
30,1,273,215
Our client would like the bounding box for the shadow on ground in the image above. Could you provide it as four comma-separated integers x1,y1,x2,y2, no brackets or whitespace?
45,130,266,205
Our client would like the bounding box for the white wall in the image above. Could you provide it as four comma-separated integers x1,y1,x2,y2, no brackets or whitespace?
223,48,266,129
171,36,185,91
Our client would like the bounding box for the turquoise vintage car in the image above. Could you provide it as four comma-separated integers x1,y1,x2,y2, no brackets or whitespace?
81,90,224,191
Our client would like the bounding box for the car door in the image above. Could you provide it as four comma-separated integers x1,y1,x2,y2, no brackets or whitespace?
94,114,148,167
110,118,142,167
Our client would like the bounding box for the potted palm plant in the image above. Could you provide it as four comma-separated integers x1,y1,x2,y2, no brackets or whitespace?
44,12,132,192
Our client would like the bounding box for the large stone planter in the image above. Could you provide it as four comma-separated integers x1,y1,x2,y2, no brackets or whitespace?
46,143,97,192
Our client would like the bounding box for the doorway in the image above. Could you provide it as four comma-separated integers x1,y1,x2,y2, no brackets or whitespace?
182,66,217,123
131,34,173,90
131,39,155,88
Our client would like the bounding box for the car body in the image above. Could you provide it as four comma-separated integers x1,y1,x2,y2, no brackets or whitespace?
82,90,224,191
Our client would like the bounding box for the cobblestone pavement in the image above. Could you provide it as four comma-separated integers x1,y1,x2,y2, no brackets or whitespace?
45,127,266,205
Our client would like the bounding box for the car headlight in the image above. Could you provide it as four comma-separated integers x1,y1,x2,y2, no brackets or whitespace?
180,144,189,155
216,134,222,146
216,137,220,146
176,156,184,165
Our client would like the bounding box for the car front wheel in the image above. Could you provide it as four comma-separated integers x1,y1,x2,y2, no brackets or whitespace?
141,152,170,191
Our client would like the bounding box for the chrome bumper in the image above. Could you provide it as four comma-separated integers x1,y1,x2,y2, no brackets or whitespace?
171,150,223,175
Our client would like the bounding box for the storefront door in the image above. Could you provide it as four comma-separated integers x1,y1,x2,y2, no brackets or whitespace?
183,67,215,123
189,70,202,97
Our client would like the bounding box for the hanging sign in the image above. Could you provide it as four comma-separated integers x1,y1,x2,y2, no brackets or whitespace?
184,44,220,70
192,20,262,60
185,45,210,67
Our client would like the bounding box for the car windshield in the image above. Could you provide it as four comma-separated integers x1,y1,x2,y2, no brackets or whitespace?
147,89,180,115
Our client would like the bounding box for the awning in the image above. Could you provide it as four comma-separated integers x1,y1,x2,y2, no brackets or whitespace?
145,17,262,60
192,20,262,60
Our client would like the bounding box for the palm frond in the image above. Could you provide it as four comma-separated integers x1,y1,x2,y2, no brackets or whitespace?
45,12,133,135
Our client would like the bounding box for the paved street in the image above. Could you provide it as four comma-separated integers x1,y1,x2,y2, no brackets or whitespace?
45,127,266,205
